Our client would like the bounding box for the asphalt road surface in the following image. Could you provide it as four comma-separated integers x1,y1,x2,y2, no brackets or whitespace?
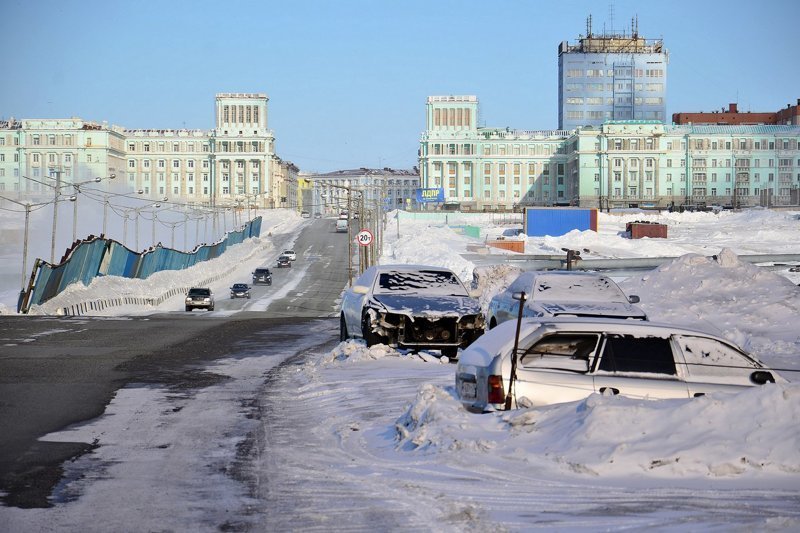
0,217,351,508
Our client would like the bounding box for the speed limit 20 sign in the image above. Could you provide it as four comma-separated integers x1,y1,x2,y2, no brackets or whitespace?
356,229,374,246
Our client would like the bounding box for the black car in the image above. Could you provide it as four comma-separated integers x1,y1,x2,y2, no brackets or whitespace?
230,283,251,299
277,255,292,268
252,268,272,285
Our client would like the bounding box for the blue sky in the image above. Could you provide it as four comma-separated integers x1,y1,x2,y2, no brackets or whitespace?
1,0,797,173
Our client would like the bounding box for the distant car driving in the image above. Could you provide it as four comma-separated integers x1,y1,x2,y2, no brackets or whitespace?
339,264,484,358
486,271,646,329
282,250,297,261
252,268,272,285
185,287,214,312
229,283,251,299
456,317,786,412
277,255,292,268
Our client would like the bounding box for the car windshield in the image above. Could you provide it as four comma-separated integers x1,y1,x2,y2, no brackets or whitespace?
374,269,468,296
188,288,210,296
232,284,248,290
255,269,269,274
533,275,627,302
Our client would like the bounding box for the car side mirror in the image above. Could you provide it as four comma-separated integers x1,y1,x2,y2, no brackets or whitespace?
352,285,369,295
750,370,775,385
628,295,640,303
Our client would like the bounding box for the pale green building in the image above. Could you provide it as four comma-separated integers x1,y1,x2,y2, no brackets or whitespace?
420,96,800,210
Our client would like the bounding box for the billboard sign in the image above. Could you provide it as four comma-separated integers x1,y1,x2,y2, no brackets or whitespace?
416,187,444,203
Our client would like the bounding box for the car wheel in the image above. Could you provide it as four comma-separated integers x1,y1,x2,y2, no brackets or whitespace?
230,296,234,299
209,306,214,311
340,314,349,341
441,346,459,359
185,306,192,312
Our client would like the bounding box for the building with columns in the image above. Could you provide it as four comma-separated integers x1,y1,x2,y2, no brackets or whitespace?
420,96,800,210
0,118,126,195
1,93,295,210
302,168,419,217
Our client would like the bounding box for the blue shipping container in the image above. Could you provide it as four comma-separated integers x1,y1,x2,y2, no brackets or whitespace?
524,208,598,237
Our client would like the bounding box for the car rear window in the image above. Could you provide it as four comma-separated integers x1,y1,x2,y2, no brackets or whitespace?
520,334,598,372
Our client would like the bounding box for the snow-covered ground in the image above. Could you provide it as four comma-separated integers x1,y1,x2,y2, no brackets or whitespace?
1,207,800,530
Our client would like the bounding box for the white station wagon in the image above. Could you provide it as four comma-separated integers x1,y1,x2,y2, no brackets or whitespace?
456,317,785,412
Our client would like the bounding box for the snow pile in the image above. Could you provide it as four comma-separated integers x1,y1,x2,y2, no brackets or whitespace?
469,263,523,314
501,384,800,478
622,248,800,363
381,354,800,479
321,339,400,363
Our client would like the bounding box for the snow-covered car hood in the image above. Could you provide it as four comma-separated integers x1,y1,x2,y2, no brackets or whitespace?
372,294,481,318
532,301,647,319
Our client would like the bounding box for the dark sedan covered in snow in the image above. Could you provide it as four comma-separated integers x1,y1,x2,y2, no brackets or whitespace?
339,264,484,358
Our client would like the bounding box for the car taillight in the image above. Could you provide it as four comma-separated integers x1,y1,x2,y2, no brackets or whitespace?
487,375,505,404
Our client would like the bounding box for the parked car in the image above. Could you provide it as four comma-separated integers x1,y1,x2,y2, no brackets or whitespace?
314,212,322,219
252,267,272,285
301,211,311,218
486,271,646,329
185,287,214,312
456,317,786,412
277,255,292,268
339,264,485,358
230,283,251,299
282,250,297,261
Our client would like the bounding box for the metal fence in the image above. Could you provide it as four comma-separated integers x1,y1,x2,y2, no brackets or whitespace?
19,217,262,313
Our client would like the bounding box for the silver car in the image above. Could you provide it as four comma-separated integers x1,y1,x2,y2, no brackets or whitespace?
486,271,646,329
456,317,785,412
340,264,485,358
185,287,214,312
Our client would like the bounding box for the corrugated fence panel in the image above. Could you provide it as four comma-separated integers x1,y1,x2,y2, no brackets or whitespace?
24,216,262,311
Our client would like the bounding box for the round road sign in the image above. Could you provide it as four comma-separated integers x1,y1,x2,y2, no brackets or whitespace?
356,229,374,246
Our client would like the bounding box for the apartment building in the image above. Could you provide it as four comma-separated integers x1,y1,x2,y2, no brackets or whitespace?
125,93,275,207
0,118,125,195
673,100,800,126
419,96,573,210
1,93,288,209
420,96,800,210
558,16,667,130
302,168,420,216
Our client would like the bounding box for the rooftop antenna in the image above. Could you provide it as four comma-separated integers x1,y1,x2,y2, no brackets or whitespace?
587,14,592,37
609,2,615,34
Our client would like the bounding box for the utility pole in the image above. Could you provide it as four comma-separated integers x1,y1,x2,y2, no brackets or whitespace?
49,168,61,263
347,186,353,286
